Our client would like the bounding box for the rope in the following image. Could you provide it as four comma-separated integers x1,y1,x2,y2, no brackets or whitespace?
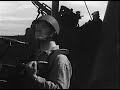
84,1,92,20
31,1,39,9
31,1,42,19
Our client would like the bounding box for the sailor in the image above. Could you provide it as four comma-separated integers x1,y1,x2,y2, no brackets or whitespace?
21,15,72,89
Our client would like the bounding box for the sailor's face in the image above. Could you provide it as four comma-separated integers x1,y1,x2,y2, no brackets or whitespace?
35,21,51,40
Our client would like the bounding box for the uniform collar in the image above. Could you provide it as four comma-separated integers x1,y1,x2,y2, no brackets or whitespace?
44,45,59,55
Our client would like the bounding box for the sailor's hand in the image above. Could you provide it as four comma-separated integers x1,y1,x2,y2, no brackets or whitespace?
24,61,37,78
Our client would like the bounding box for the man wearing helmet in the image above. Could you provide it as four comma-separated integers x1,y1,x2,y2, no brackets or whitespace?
21,15,72,89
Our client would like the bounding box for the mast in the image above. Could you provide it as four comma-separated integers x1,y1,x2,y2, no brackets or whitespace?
51,1,59,20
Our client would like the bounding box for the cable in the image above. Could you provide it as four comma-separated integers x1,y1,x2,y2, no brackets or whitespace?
84,1,92,20
31,1,39,9
42,3,51,10
31,1,42,19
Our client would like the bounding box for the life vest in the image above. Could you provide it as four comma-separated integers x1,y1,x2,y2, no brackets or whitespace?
37,49,69,79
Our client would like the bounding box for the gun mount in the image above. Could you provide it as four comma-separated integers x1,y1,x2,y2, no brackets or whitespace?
31,1,51,19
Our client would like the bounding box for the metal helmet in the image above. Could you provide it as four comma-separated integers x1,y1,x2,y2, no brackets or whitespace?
37,15,60,35
91,11,99,17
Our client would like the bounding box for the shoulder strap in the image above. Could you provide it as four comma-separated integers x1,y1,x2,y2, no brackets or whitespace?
48,49,69,72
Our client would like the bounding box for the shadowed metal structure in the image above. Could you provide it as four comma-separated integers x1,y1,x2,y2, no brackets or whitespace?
88,1,120,89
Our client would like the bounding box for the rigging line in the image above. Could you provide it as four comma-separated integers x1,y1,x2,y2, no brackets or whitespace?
84,1,92,20
31,1,39,9
42,3,51,10
31,1,41,19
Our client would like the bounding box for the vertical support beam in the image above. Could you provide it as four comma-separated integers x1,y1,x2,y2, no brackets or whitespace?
89,1,120,89
51,1,59,20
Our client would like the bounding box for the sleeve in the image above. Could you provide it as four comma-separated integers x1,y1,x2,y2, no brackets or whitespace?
31,54,72,89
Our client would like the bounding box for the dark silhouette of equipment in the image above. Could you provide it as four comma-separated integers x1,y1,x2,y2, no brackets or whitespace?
57,5,83,49
0,36,29,46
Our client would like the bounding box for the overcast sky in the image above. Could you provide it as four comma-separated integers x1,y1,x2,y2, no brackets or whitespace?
0,1,108,35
